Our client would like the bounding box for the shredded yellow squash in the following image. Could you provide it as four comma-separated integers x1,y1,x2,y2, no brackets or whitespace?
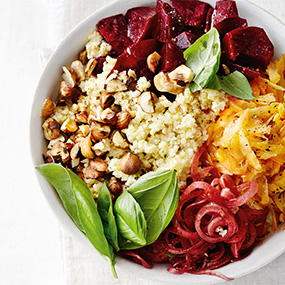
206,55,285,231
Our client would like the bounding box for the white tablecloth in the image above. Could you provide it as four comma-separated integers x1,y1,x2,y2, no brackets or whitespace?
1,0,285,284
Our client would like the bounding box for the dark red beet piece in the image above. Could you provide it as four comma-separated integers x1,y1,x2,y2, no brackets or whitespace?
96,14,132,55
222,26,274,69
113,39,161,73
225,61,261,81
126,7,157,43
214,16,247,35
153,0,185,43
92,57,106,76
170,0,212,29
174,29,203,50
160,42,185,72
140,66,155,82
212,0,238,27
205,7,214,32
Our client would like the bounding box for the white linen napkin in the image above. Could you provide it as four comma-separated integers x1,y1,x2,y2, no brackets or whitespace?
40,0,285,284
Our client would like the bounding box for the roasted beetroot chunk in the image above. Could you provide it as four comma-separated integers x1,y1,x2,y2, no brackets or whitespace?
212,0,239,27
170,0,212,29
113,39,161,73
126,7,157,43
211,0,247,35
174,29,203,50
153,0,185,43
205,7,214,32
225,61,261,81
160,42,185,72
222,26,274,69
92,57,106,76
96,14,132,55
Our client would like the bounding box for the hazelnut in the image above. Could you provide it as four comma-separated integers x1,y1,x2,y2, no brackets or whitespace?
75,111,88,124
108,177,122,196
80,135,95,159
116,110,131,130
78,49,88,65
42,118,60,140
222,64,231,76
90,121,111,140
99,92,115,109
119,153,141,175
84,160,105,179
71,60,86,82
59,81,81,103
79,125,90,136
111,104,122,113
92,139,110,156
91,157,108,172
105,78,127,93
147,51,161,73
168,64,194,85
85,58,97,77
112,130,129,149
61,118,78,133
62,66,77,87
100,108,117,125
41,97,54,118
138,91,158,114
50,141,70,163
70,143,81,160
154,72,184,95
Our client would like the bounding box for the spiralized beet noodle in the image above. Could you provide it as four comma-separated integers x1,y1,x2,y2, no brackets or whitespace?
120,146,269,281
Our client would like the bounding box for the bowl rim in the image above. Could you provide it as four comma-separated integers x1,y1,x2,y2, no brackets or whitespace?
30,0,285,283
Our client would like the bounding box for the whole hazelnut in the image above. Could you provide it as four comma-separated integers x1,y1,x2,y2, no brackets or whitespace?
119,153,141,175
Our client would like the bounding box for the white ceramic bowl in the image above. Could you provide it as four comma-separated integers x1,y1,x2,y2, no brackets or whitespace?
30,0,285,283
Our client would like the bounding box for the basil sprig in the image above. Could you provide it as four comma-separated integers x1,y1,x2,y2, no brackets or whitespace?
97,182,120,252
184,28,254,100
36,164,179,276
36,164,117,278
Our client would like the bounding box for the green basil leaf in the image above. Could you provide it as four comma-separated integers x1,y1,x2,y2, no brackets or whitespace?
97,182,120,252
217,71,255,100
36,164,117,278
36,163,84,232
114,190,147,246
184,28,221,92
205,74,222,90
127,169,179,246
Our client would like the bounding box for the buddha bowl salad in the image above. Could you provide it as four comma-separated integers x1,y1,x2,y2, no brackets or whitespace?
37,0,285,281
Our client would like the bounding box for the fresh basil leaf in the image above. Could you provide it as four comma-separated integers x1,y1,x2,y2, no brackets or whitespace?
184,28,221,92
114,190,147,246
36,164,117,278
36,163,84,232
217,71,255,100
97,182,120,252
127,169,179,246
205,74,222,90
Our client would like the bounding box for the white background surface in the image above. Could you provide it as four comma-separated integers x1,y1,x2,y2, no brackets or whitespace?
1,0,285,284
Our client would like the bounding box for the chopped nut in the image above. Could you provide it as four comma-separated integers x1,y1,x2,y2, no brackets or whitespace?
222,64,231,75
105,78,127,93
62,66,77,87
71,158,80,168
59,81,81,103
116,110,131,130
147,51,161,73
112,130,129,149
100,108,117,125
71,60,86,82
42,118,61,140
70,143,81,160
90,121,111,140
73,132,85,144
50,141,70,163
89,104,103,123
119,153,141,175
85,58,97,77
111,104,122,113
65,138,75,150
99,92,115,109
108,177,122,196
80,135,95,159
41,97,54,118
78,49,88,65
138,91,158,114
43,152,54,164
168,64,194,85
79,125,90,136
91,157,108,172
75,111,88,124
61,118,78,133
154,72,184,95
47,135,65,149
84,160,105,179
